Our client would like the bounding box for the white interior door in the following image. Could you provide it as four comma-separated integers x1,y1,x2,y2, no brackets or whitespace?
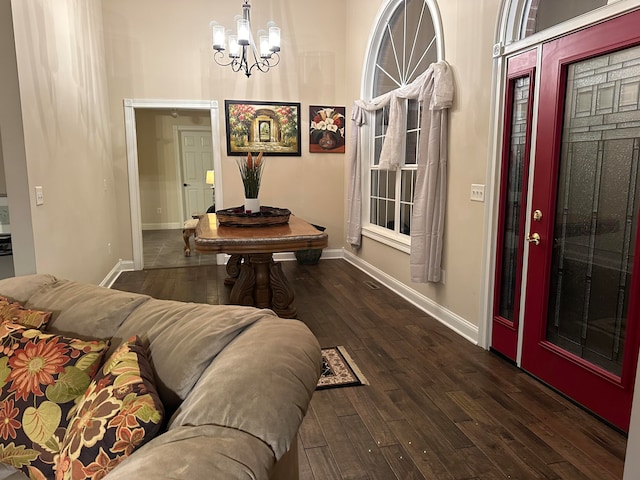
180,130,213,219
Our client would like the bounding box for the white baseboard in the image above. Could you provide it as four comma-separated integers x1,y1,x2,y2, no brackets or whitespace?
142,222,182,231
272,248,343,263
343,250,479,345
101,260,135,288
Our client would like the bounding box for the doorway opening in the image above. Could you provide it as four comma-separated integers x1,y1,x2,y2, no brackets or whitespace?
123,100,223,270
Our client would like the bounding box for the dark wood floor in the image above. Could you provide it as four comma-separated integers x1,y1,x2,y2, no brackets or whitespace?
112,259,627,479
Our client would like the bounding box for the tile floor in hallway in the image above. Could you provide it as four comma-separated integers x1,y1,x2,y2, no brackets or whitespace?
142,229,219,269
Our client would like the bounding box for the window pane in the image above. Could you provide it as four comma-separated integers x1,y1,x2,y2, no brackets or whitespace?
401,170,416,203
371,170,379,195
406,131,418,165
373,0,437,96
400,169,416,236
387,170,396,199
400,203,412,235
370,197,378,224
407,99,420,130
375,107,389,136
374,138,383,166
523,0,608,38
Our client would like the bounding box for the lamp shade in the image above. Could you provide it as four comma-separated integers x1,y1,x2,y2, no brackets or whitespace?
206,170,215,185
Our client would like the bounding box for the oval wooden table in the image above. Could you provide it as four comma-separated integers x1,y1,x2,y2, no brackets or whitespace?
194,214,328,318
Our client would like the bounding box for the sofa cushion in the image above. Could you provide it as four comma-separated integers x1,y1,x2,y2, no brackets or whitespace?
24,280,149,340
0,296,51,330
0,325,109,478
0,275,58,305
56,336,163,480
111,300,276,412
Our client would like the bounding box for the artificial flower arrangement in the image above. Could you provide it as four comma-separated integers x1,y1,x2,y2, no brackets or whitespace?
237,151,265,199
310,107,345,147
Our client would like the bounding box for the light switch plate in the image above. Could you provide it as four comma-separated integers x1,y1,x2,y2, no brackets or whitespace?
470,184,485,202
35,186,44,206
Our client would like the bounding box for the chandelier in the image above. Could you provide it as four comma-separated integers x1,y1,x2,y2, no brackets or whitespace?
210,0,281,78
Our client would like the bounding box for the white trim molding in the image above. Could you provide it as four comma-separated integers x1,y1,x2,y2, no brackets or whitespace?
344,250,479,345
123,99,222,271
101,260,135,288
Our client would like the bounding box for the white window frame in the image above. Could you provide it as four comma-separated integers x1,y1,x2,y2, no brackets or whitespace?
360,0,444,253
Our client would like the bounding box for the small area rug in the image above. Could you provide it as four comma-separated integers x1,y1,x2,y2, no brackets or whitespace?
317,346,368,390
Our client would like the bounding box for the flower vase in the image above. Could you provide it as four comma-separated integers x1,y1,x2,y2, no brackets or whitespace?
318,131,337,150
244,198,260,214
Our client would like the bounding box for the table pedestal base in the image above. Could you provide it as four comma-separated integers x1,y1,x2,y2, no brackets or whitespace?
225,254,296,318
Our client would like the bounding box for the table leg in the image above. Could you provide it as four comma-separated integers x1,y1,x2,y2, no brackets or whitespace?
270,261,296,318
226,253,297,318
229,261,255,307
249,253,273,309
224,254,243,286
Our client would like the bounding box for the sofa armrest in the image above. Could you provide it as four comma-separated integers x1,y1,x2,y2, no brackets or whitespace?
169,318,321,460
105,425,275,479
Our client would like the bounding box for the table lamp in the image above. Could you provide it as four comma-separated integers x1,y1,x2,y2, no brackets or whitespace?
205,170,215,212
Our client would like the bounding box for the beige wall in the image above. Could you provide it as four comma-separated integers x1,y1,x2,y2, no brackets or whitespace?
135,109,211,227
102,0,347,250
10,0,120,284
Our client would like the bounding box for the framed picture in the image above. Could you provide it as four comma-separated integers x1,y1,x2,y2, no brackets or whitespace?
225,100,301,156
309,105,346,153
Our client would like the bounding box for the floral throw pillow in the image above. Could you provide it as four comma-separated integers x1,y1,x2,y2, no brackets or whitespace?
0,324,109,479
55,336,164,480
0,295,52,329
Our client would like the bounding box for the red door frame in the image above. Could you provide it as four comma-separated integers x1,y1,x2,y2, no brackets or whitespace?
491,50,537,361
521,9,640,432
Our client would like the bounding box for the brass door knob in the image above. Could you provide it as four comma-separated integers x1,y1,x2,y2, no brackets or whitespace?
526,233,540,246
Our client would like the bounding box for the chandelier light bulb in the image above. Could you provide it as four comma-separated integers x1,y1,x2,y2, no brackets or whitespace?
228,35,240,58
212,24,225,51
269,26,281,52
259,35,271,58
237,18,250,45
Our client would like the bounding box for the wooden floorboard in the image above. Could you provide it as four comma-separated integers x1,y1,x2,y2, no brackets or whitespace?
111,259,627,479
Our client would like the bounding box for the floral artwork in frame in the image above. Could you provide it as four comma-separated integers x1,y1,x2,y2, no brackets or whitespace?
225,100,301,156
309,105,346,153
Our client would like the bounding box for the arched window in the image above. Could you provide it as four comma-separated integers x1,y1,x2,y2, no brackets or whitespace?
361,0,443,249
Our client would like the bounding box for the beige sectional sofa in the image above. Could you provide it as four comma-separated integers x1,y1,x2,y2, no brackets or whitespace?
0,274,321,479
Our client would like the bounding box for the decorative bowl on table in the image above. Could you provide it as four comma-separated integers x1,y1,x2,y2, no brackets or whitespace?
216,206,291,227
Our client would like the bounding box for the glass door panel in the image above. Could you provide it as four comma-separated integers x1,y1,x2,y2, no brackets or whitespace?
492,50,536,361
498,76,531,322
548,45,640,377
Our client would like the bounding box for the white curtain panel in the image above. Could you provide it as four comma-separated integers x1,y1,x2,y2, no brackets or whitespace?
346,61,454,283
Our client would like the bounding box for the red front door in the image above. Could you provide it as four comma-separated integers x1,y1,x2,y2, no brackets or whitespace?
521,9,640,432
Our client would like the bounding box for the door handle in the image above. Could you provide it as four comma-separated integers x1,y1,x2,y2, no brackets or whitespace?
526,233,540,246
183,183,190,187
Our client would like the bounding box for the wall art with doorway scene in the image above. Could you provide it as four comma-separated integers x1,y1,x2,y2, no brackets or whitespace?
309,105,346,153
225,100,301,156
